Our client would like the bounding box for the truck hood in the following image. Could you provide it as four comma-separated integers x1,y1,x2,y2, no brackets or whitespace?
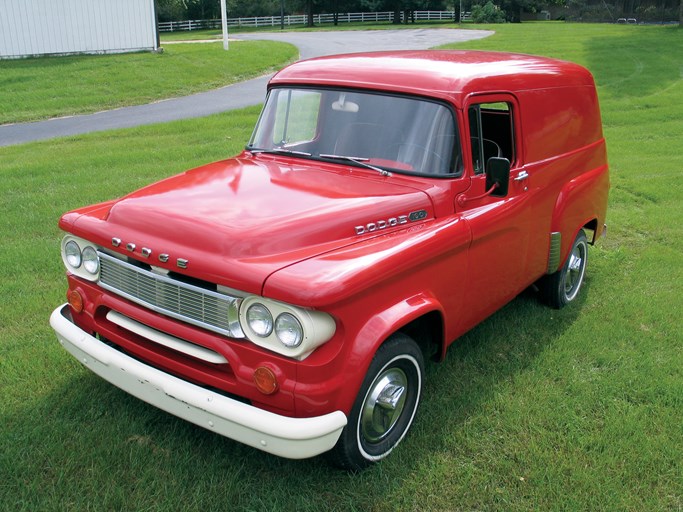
70,153,433,294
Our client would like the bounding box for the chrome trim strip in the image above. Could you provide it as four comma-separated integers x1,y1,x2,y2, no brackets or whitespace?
97,251,244,339
106,310,228,364
547,232,562,274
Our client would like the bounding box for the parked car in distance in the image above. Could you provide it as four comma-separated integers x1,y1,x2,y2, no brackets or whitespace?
51,50,609,470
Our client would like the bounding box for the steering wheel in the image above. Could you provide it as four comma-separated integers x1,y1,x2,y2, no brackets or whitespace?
390,143,448,173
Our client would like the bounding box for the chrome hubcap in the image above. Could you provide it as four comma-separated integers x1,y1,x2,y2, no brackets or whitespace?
563,242,586,300
360,368,408,444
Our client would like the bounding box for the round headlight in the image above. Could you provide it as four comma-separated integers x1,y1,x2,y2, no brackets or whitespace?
65,240,82,268
82,246,100,275
275,313,303,348
246,303,273,337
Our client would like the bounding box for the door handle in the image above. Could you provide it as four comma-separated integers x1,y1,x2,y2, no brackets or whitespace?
513,170,529,181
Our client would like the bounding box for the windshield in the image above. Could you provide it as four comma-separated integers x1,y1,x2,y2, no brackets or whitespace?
248,88,461,176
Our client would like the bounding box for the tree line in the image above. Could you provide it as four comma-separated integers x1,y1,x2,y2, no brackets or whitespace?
156,1,451,23
155,0,682,24
155,0,547,24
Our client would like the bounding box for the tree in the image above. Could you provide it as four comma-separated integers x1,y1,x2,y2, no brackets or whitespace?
157,0,287,20
185,0,221,20
293,0,363,27
360,0,449,24
471,0,506,21
495,0,564,22
284,0,318,26
155,0,186,21
229,0,283,17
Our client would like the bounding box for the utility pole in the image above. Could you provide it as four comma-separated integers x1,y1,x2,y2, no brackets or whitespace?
281,0,285,30
220,0,229,50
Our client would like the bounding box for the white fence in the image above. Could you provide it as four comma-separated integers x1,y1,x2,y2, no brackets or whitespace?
158,11,457,31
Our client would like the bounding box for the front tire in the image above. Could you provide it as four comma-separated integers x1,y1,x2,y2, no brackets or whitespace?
329,334,424,471
539,229,589,309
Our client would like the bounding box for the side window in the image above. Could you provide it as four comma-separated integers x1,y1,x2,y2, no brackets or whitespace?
468,102,514,174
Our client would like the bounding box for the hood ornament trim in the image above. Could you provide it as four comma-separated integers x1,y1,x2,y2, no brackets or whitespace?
111,237,187,269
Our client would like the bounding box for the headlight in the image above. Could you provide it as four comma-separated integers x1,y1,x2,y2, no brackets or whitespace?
246,303,273,337
239,296,336,360
82,246,100,275
61,236,100,282
275,313,303,347
65,240,82,268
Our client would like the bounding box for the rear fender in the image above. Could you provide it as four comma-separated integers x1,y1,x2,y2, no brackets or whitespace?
549,164,609,271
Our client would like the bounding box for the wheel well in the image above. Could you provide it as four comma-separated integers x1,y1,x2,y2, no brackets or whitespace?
582,218,598,244
397,311,444,362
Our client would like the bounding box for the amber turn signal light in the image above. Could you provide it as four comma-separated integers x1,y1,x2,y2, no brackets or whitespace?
253,366,279,395
67,290,84,313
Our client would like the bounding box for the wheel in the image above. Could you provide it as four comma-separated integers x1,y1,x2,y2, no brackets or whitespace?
329,333,424,471
539,229,588,309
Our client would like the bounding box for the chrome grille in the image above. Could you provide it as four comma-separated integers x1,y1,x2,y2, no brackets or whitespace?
98,252,243,338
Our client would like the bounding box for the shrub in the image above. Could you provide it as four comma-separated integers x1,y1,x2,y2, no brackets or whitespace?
471,1,507,23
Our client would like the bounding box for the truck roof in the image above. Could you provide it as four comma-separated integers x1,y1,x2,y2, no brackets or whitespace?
268,50,596,106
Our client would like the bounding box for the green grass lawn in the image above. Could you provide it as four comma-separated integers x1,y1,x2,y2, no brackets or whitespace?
0,40,297,124
0,22,681,511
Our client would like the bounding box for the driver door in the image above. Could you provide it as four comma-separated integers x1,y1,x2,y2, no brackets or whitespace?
456,95,534,331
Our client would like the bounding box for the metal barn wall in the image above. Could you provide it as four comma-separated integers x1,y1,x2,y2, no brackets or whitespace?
0,0,158,59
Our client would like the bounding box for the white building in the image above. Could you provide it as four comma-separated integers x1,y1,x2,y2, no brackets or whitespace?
0,0,158,59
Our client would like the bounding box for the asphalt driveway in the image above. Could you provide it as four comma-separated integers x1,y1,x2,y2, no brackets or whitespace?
0,29,492,147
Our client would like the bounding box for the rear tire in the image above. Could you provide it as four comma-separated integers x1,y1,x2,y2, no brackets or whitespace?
329,333,424,471
539,229,588,309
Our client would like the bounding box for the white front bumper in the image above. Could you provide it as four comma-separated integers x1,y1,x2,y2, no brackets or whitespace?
50,304,347,459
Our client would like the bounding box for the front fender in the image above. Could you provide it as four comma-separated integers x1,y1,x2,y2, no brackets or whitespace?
269,218,470,417
329,293,445,414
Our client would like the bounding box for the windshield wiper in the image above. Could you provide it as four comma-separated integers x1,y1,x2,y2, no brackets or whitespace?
248,147,312,157
318,153,391,177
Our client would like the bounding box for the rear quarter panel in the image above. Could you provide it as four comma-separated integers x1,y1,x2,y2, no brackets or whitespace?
519,83,609,270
